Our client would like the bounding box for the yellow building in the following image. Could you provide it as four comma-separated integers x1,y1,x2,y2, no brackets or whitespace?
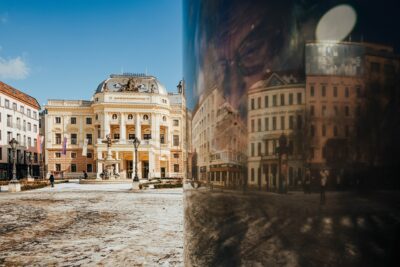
43,73,188,180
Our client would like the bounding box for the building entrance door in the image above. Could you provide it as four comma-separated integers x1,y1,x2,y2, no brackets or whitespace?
142,161,149,179
161,167,166,178
127,160,133,179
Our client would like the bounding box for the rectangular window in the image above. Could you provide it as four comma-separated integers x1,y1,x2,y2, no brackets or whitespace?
280,116,285,130
28,122,31,131
5,99,10,108
12,103,17,110
297,115,302,130
289,93,293,105
251,168,255,182
71,152,77,158
87,152,93,158
174,164,179,172
173,135,179,146
33,111,37,119
143,134,151,140
27,109,31,117
280,94,285,106
87,164,93,172
33,124,37,133
289,116,294,130
310,85,315,97
273,95,277,106
173,119,179,126
86,134,92,145
322,106,327,117
257,97,261,109
264,96,269,108
27,137,31,147
272,117,276,130
7,115,12,127
86,117,92,124
333,86,338,97
321,85,326,97
71,164,77,172
251,119,255,132
55,152,61,158
345,106,350,116
173,153,179,158
251,143,255,157
160,134,165,144
71,117,77,124
7,131,12,142
257,118,261,132
251,98,255,110
258,142,262,156
113,133,120,140
55,117,61,124
265,117,269,131
297,92,302,104
56,133,61,144
56,164,61,172
71,133,77,145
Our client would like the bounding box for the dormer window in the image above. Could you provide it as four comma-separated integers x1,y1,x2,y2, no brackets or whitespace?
143,114,149,120
128,114,133,120
112,114,118,120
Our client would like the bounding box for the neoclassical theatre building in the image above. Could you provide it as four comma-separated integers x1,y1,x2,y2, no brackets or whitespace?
43,73,189,179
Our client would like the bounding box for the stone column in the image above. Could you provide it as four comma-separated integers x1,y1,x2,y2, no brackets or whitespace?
149,151,155,179
135,114,141,140
96,151,103,180
116,152,120,175
120,114,126,142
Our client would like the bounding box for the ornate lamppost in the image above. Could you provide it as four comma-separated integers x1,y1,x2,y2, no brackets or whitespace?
132,137,141,189
8,138,21,192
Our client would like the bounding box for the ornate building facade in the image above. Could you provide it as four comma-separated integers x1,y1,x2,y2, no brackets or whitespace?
44,73,188,179
191,87,247,187
0,81,41,179
247,72,305,190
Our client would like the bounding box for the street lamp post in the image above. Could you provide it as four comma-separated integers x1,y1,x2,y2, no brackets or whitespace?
8,138,21,192
132,137,141,189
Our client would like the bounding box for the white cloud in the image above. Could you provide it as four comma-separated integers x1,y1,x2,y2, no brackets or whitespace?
0,56,30,80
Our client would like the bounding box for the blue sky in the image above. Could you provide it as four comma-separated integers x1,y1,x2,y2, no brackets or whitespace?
0,0,182,107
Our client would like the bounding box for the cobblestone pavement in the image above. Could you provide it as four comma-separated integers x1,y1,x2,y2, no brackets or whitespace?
0,183,183,266
184,189,400,267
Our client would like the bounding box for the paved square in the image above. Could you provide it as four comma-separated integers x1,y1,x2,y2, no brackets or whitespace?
0,183,183,266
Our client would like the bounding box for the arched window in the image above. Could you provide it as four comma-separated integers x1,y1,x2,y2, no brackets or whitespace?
112,114,117,120
143,114,149,120
128,114,133,120
162,116,166,121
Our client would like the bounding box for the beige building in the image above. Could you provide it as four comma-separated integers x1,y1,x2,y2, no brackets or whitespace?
44,73,188,179
304,41,399,180
191,87,247,187
248,72,305,190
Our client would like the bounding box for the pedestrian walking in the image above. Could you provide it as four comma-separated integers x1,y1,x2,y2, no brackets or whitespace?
49,173,55,188
320,169,329,204
83,170,88,179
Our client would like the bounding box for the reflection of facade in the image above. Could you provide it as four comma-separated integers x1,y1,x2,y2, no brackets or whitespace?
191,87,246,187
305,41,399,179
247,72,305,190
0,82,41,179
44,73,188,179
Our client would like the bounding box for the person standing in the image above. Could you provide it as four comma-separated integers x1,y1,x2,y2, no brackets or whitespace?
83,170,88,179
49,173,55,188
320,169,328,204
